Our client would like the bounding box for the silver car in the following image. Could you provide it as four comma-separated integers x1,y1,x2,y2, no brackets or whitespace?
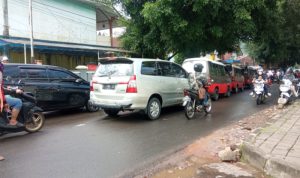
90,57,190,120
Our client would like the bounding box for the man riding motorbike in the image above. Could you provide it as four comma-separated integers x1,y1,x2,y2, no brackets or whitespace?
250,67,272,97
283,67,298,97
190,64,209,109
0,56,23,127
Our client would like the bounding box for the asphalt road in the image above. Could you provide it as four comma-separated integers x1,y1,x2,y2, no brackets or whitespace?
0,87,279,178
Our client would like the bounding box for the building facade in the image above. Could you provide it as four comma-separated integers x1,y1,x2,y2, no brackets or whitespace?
0,0,124,69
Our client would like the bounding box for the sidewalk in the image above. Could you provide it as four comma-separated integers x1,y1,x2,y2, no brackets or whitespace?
242,101,300,178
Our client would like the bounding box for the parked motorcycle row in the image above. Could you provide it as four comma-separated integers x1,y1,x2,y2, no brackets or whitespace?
277,77,300,109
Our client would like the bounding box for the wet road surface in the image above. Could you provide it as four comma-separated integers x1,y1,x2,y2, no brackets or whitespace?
0,87,278,178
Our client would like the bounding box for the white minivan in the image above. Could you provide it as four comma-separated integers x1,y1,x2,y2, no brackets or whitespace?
90,57,190,120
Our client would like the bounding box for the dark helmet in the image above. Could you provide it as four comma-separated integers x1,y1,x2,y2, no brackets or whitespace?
194,63,204,73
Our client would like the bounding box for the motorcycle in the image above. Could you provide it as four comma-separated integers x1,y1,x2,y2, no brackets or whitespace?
277,79,300,109
182,89,212,119
0,83,45,136
182,63,212,120
253,79,267,105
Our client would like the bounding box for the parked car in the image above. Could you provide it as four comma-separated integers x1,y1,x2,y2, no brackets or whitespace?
3,63,99,112
90,57,190,120
224,64,245,93
182,57,232,100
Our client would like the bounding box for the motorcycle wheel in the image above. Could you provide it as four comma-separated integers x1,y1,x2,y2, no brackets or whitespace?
204,98,212,114
25,112,45,133
256,95,262,105
184,101,195,120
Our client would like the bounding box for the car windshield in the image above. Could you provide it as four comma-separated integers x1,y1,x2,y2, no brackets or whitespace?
95,63,133,77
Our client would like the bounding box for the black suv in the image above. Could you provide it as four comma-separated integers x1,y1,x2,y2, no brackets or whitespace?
3,64,98,112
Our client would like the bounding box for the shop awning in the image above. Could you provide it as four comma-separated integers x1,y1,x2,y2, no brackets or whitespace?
0,37,129,55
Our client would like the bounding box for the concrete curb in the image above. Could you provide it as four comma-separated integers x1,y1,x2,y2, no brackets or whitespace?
242,102,300,178
242,142,300,178
265,157,300,178
241,142,268,171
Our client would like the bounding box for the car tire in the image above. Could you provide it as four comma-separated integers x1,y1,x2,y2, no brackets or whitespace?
212,88,219,101
234,86,239,93
86,100,100,112
240,85,244,92
147,97,161,120
225,87,231,97
104,109,119,117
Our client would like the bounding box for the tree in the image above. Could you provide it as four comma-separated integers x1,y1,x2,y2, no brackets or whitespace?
245,0,300,67
117,0,280,59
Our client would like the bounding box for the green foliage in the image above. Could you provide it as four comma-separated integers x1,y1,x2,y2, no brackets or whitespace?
118,0,281,59
116,0,299,65
245,0,300,66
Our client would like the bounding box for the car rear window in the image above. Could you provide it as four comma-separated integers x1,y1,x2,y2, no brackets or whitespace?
95,63,133,77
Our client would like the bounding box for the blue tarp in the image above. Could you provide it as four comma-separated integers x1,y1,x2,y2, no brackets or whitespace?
223,59,240,64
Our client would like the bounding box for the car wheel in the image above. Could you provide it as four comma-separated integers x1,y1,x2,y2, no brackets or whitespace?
240,85,244,92
225,87,231,97
86,100,100,112
234,86,239,93
147,97,161,120
212,88,219,101
104,109,119,117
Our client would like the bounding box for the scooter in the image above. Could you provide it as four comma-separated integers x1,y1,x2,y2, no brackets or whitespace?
0,87,45,136
183,89,212,119
182,63,212,119
252,79,267,105
277,79,300,109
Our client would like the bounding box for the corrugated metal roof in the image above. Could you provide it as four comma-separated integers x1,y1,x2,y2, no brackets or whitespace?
0,38,130,53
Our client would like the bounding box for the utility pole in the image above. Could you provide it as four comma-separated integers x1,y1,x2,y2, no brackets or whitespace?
2,0,9,56
29,0,34,63
3,0,9,37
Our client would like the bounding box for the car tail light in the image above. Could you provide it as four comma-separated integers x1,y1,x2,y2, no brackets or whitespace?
90,81,96,91
125,75,137,93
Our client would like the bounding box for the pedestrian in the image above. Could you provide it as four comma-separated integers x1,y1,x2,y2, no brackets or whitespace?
0,56,5,161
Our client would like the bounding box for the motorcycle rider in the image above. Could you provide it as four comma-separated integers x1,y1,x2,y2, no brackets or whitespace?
250,67,272,97
191,64,209,108
283,67,298,97
0,56,23,127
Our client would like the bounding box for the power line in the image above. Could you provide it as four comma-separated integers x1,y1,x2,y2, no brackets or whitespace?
32,0,97,21
11,0,97,28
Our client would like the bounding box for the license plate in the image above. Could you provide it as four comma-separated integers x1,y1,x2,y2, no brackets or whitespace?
103,84,115,90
